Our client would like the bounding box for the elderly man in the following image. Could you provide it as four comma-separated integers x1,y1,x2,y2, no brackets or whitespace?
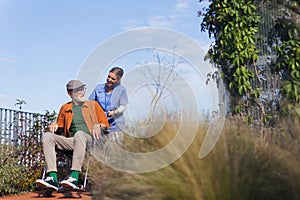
36,80,109,190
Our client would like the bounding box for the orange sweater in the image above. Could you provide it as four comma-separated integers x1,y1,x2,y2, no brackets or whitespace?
56,100,109,137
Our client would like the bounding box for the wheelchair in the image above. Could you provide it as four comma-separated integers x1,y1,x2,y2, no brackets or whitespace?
36,148,90,197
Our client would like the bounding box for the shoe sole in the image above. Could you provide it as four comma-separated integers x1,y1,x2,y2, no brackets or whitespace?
60,181,78,189
36,180,58,191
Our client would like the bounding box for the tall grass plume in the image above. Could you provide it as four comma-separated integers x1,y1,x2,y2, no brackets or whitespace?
89,116,300,200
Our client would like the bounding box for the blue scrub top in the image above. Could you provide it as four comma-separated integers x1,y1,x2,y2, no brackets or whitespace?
89,83,128,132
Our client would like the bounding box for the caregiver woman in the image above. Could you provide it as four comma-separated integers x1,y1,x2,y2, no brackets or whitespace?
89,67,128,144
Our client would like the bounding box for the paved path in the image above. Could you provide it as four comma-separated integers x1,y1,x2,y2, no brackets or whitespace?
0,191,92,199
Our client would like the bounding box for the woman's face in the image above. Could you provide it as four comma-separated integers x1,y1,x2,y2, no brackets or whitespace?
106,72,119,88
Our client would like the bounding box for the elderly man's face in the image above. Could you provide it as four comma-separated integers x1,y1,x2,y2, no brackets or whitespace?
69,86,86,104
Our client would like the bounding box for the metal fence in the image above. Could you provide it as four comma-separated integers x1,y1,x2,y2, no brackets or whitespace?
248,0,298,121
0,108,52,167
0,108,46,146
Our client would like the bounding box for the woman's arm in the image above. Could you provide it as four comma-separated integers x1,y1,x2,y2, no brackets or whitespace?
114,105,126,114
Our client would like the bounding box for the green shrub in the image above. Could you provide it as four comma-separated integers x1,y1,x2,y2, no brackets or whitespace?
0,143,44,196
0,110,55,196
0,160,42,196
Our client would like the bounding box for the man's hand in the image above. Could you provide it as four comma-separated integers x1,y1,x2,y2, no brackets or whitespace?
48,122,58,133
92,124,106,140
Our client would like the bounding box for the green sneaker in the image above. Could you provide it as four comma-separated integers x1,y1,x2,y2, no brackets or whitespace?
36,176,58,191
61,177,78,189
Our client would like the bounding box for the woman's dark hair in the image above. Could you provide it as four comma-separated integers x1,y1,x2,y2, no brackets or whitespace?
110,67,124,80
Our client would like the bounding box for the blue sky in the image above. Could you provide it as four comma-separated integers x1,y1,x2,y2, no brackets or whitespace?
0,0,213,114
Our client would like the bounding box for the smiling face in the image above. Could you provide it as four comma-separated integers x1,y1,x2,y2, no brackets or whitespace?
106,72,119,89
68,86,86,104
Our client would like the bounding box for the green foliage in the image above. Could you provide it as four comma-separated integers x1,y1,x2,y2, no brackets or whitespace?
273,8,300,118
276,29,300,104
14,99,26,110
199,0,300,122
0,145,43,196
199,0,263,120
0,109,56,196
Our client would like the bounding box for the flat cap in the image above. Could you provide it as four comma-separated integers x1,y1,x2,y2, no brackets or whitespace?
66,80,86,91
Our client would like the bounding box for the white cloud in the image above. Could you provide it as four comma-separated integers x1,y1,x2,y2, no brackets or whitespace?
120,19,144,31
147,16,176,28
120,0,194,31
146,1,190,28
0,54,16,63
175,0,190,11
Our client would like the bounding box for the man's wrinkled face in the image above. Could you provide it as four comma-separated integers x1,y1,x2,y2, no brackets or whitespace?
69,86,86,103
